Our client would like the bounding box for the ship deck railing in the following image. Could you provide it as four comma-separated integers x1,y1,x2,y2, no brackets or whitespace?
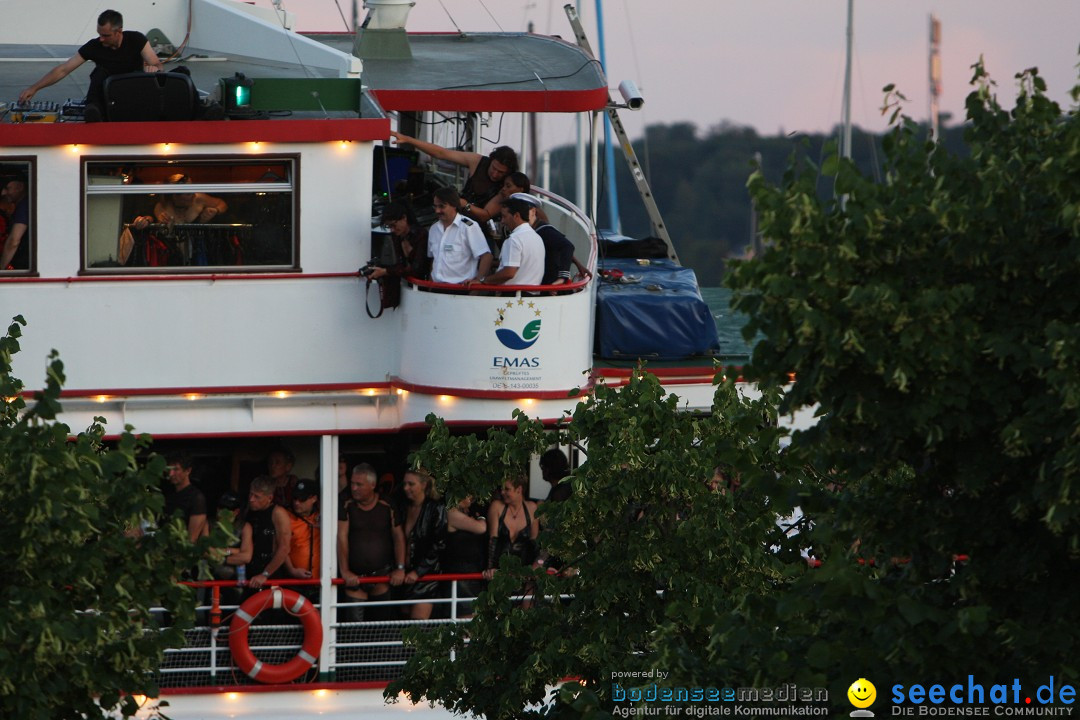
158,573,557,690
406,276,590,295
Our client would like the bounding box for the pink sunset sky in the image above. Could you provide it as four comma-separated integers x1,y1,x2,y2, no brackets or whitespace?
260,0,1079,144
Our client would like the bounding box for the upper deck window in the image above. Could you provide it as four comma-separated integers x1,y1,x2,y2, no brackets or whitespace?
82,157,297,273
1,159,34,275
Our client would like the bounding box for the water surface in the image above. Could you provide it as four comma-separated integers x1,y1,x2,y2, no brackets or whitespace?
700,286,755,360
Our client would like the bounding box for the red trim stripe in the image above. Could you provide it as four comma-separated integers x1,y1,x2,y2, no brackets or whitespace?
370,87,609,114
407,276,589,293
594,366,729,379
390,377,591,401
45,382,391,399
159,680,390,696
0,118,390,147
1,272,359,284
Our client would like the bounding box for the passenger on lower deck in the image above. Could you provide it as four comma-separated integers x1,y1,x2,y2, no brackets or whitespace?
338,464,405,620
285,478,321,601
484,475,540,579
163,452,209,543
443,495,488,618
242,476,292,591
391,470,447,620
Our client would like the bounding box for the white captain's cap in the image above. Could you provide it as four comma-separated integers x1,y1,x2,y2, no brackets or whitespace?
509,192,541,207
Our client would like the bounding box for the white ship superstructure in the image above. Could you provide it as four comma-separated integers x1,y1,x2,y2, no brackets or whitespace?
0,2,733,716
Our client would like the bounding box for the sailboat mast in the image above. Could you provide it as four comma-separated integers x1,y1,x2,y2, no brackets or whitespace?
840,0,853,161
929,14,942,142
595,0,621,234
574,3,588,213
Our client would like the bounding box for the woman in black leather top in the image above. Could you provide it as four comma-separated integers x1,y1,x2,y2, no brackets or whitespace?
394,469,447,620
484,474,540,579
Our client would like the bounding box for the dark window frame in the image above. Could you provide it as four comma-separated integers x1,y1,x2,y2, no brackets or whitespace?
80,153,301,275
0,156,37,277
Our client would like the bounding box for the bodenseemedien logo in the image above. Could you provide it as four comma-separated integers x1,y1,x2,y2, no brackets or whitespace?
848,678,877,717
494,298,542,350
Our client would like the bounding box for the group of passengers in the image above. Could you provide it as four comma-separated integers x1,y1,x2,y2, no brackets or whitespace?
378,133,588,288
154,449,320,606
158,446,574,620
337,453,573,621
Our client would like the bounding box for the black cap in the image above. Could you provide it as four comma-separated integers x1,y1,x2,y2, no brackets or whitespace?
293,478,317,500
217,492,242,511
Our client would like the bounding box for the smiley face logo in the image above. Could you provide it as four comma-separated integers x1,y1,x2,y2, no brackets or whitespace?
847,678,876,709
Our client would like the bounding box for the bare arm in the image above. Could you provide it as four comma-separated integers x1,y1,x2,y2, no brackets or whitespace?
283,528,300,578
527,501,540,540
462,194,502,224
268,506,293,572
478,264,518,285
448,508,487,534
0,223,27,269
337,518,359,585
186,513,208,543
572,255,591,279
196,194,228,223
152,199,174,224
471,253,494,283
225,523,254,565
389,509,407,586
390,131,480,173
19,54,85,103
249,507,292,588
140,42,162,72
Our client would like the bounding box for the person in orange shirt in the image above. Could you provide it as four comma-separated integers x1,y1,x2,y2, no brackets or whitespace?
285,478,320,601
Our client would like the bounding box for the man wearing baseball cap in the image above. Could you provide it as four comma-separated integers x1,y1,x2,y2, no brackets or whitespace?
285,478,321,602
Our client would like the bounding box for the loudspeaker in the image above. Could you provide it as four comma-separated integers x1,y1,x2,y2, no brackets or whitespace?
103,72,197,122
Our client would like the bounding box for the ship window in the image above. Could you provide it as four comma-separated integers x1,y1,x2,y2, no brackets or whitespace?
82,157,297,273
0,159,34,275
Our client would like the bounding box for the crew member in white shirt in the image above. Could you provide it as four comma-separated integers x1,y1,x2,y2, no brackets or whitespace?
468,193,545,286
428,186,493,285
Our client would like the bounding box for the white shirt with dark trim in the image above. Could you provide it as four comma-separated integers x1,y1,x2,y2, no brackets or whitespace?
428,214,490,284
498,223,546,285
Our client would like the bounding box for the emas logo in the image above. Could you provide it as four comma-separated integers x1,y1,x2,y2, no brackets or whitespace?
494,298,542,350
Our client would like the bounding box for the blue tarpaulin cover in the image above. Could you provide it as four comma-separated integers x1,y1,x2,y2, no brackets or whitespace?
595,258,720,360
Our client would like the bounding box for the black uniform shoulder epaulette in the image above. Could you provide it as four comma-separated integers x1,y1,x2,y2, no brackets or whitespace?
461,217,474,226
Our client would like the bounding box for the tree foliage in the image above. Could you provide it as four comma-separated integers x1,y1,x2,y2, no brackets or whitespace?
394,60,1080,718
725,61,1080,686
389,373,813,718
0,316,211,719
546,118,970,287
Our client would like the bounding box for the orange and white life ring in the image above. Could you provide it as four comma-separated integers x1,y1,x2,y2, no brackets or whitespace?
229,587,322,684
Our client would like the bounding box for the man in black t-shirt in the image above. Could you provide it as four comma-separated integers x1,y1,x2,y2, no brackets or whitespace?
337,464,405,621
0,179,29,271
164,452,209,543
19,9,162,121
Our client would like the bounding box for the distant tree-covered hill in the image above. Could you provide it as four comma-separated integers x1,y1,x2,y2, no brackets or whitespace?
545,120,967,285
